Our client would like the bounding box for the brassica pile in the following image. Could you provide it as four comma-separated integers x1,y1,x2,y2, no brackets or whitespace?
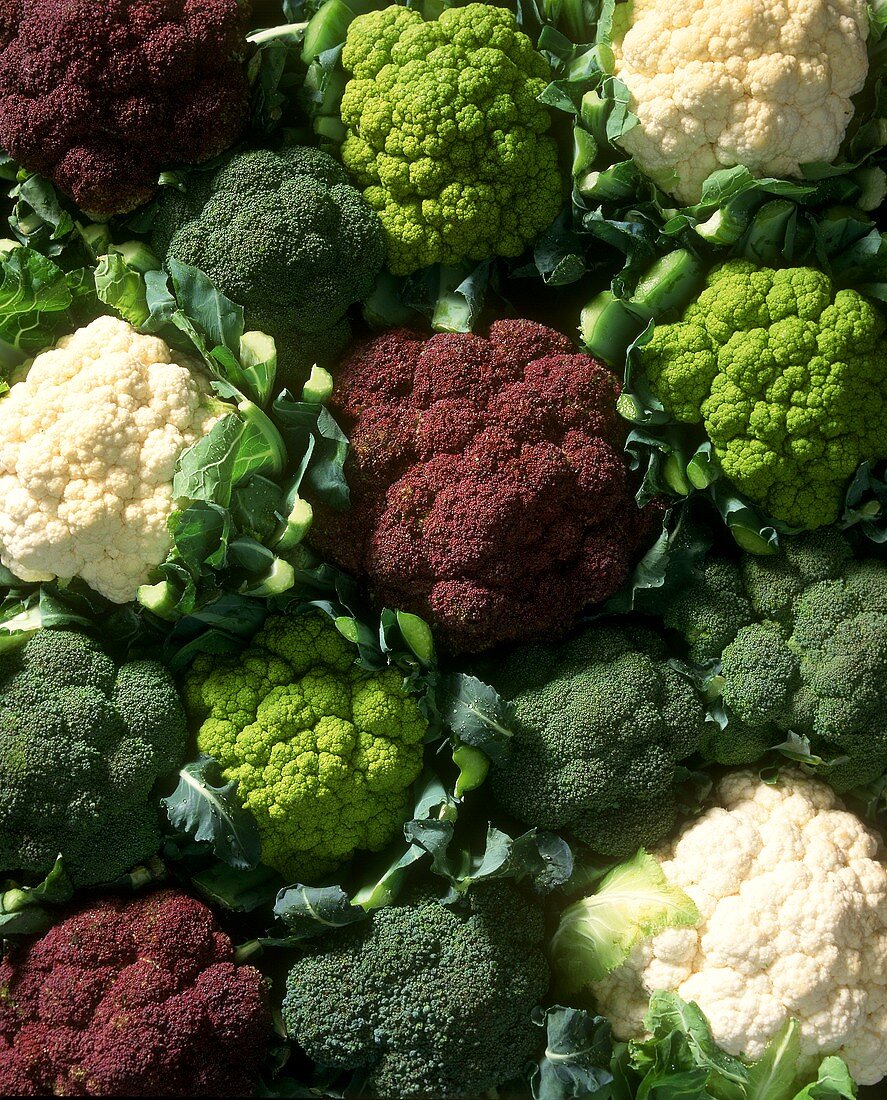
0,1,885,1098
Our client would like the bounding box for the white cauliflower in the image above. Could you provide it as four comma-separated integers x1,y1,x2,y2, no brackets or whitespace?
0,315,221,603
590,770,887,1085
612,0,870,204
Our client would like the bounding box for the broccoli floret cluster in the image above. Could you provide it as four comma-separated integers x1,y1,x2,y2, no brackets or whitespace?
663,529,887,788
0,889,270,1096
339,3,563,274
0,629,187,887
150,145,386,386
0,0,250,217
183,613,427,882
307,321,660,653
487,624,709,856
636,262,887,527
282,884,548,1099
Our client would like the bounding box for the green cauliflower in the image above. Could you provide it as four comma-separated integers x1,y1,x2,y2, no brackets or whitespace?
637,261,887,527
183,613,427,882
150,145,386,386
282,883,549,1098
340,3,563,274
0,629,187,887
486,625,709,857
662,529,887,789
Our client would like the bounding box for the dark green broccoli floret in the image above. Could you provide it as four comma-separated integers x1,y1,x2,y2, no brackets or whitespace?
662,530,887,789
486,625,711,858
0,629,187,887
282,884,548,1099
150,146,386,386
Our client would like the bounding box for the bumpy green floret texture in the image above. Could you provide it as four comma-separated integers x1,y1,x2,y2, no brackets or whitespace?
663,530,887,788
487,625,709,857
182,614,427,882
282,884,549,1098
637,261,887,527
150,145,385,384
340,3,563,274
0,629,187,887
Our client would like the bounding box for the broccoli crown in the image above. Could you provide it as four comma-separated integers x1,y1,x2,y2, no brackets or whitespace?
664,529,887,788
0,628,187,887
282,883,548,1098
637,261,887,527
339,3,563,274
0,889,270,1096
150,145,386,384
307,321,660,653
487,624,709,857
183,613,427,882
0,0,250,217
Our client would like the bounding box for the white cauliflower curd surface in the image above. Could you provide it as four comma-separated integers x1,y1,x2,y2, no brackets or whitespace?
591,769,887,1086
612,0,870,204
0,315,220,604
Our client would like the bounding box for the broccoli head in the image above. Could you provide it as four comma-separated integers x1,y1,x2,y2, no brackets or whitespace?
662,529,887,788
307,321,660,653
486,624,710,857
150,145,386,385
339,3,563,274
0,0,251,217
0,889,271,1096
636,261,887,527
282,883,548,1098
0,628,187,888
182,613,427,882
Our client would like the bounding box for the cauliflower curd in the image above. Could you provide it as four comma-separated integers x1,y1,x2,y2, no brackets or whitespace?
591,770,887,1086
612,0,870,204
0,316,220,603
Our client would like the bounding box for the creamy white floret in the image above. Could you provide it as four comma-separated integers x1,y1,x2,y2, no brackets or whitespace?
0,315,221,603
591,769,887,1085
612,0,870,203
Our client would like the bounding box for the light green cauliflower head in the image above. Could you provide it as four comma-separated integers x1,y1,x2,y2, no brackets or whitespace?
637,261,887,527
339,3,563,275
183,614,427,882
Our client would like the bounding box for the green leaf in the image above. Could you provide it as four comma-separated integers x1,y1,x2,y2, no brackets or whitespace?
173,414,243,507
531,1006,614,1100
551,850,699,988
642,993,749,1086
273,883,364,939
745,1020,802,1100
166,257,244,354
191,862,283,913
437,673,514,765
239,330,279,405
0,247,73,363
94,253,150,327
162,755,262,870
791,1058,857,1100
0,856,74,936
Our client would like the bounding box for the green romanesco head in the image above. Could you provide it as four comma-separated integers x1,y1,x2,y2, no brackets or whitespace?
0,629,187,887
663,529,887,789
150,145,386,386
183,613,427,882
637,261,887,527
486,624,710,857
339,3,563,275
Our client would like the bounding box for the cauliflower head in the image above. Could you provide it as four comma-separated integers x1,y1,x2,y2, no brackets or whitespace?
487,624,709,857
636,262,887,527
183,614,428,882
664,529,887,790
591,769,887,1086
307,322,660,653
340,3,563,274
0,315,221,603
612,0,870,204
